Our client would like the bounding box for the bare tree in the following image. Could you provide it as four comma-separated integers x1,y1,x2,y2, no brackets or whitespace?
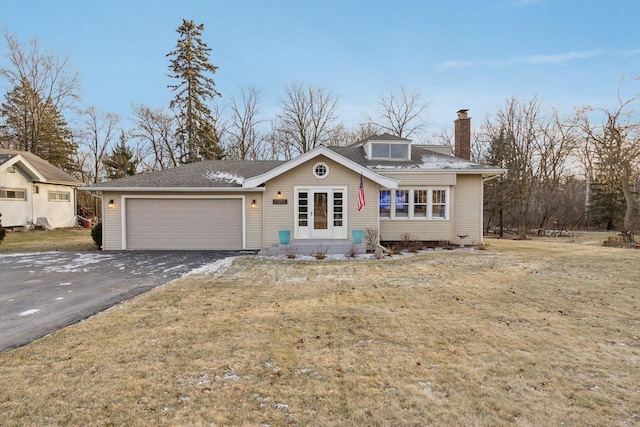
131,105,179,171
78,106,120,185
481,96,544,239
225,86,265,160
277,82,340,155
0,30,80,155
330,123,381,147
577,87,640,232
365,86,429,138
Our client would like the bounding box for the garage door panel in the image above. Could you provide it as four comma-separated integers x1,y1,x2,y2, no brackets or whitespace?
126,198,243,250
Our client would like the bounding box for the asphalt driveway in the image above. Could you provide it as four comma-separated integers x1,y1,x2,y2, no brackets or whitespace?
0,250,254,353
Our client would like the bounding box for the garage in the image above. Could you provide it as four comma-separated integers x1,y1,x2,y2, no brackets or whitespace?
125,198,244,250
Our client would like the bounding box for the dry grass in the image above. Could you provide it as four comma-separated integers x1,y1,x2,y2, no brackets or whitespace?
0,228,95,253
1,238,638,426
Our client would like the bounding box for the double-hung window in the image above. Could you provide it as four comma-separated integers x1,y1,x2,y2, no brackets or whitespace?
379,188,448,220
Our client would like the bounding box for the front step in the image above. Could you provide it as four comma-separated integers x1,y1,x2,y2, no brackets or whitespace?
258,239,366,256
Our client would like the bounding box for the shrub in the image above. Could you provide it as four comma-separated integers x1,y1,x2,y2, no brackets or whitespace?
0,226,5,247
91,222,102,249
313,246,328,260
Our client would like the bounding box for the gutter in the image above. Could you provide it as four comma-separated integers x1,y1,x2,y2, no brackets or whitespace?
79,186,267,192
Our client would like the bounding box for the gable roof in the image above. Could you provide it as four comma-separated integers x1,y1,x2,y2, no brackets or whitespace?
83,160,286,191
0,149,81,185
242,146,398,188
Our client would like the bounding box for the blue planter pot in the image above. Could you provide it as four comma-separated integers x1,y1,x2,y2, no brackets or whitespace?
352,229,364,244
279,230,291,245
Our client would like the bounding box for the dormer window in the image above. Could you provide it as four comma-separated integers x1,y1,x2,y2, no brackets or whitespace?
370,142,410,160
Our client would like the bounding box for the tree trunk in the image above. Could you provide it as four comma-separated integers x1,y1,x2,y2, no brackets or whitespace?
621,164,637,232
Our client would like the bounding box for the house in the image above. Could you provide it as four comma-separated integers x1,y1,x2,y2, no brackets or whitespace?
83,110,505,251
0,149,83,229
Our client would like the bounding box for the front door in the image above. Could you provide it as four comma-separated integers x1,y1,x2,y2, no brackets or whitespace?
295,187,347,240
311,190,330,238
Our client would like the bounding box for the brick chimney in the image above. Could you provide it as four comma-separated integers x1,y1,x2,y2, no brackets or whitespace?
454,109,471,160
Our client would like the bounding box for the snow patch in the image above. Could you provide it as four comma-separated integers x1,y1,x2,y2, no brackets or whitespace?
369,155,475,170
185,257,235,277
19,309,40,316
204,171,244,184
44,253,116,273
417,155,473,169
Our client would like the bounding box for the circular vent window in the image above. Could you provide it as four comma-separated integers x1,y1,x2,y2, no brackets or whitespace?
313,162,329,179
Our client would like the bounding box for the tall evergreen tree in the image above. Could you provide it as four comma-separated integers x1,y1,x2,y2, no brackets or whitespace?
166,19,223,163
0,79,77,173
103,130,138,180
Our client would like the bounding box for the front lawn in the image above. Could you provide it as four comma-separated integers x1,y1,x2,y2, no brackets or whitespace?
0,227,95,253
0,239,638,426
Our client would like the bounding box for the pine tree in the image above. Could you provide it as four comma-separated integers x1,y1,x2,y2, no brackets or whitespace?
103,131,138,180
0,79,78,173
166,19,223,163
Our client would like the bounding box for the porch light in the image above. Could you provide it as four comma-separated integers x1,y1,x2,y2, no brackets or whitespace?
277,191,282,198
108,199,115,208
252,199,257,208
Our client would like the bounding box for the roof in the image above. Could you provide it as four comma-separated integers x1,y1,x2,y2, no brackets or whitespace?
83,160,286,191
348,132,411,147
242,146,398,189
82,134,505,191
330,144,504,174
0,148,82,185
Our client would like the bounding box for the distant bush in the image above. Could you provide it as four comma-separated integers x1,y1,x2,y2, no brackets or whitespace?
91,222,102,249
0,226,5,246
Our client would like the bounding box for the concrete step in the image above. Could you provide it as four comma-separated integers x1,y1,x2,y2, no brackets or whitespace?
258,240,366,256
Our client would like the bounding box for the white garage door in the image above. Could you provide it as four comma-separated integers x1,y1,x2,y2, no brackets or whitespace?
125,198,243,250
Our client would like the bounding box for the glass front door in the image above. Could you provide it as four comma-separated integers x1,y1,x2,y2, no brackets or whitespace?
295,187,347,240
311,190,330,238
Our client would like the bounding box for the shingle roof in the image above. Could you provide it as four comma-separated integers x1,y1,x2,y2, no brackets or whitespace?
87,160,286,189
329,144,499,171
348,132,411,147
0,148,82,185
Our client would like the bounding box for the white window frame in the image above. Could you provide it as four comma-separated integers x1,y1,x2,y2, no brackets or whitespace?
48,191,71,202
0,187,26,200
379,188,449,220
368,142,410,160
312,162,329,179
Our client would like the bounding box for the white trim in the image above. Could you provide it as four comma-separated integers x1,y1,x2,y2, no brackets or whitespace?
373,168,507,175
119,194,246,250
366,141,411,160
379,187,450,221
82,186,265,192
243,146,398,189
294,185,348,240
0,155,47,182
312,161,329,179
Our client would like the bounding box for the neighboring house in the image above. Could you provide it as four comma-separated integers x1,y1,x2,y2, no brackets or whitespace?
0,149,83,229
84,110,505,250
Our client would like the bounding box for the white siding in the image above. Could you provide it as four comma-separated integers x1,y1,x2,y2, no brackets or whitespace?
33,183,77,228
0,166,31,227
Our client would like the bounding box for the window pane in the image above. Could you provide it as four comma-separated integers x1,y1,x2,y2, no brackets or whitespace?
379,190,391,217
432,204,446,218
432,190,446,218
395,190,409,217
414,190,428,217
372,143,389,158
390,144,408,159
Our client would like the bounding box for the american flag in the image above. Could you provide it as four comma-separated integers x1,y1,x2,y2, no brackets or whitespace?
357,173,366,211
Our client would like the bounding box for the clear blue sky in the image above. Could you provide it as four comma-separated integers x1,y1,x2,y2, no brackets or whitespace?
1,0,639,138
